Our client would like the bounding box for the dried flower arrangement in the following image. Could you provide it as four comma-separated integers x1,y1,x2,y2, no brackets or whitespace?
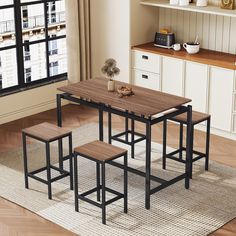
101,58,120,81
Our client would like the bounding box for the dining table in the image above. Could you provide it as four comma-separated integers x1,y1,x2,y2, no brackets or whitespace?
56,77,193,210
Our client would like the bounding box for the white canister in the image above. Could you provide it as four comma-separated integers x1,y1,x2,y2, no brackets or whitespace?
196,0,208,6
179,0,189,6
170,0,179,5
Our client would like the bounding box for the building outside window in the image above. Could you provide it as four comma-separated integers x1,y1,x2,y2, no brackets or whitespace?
0,0,67,94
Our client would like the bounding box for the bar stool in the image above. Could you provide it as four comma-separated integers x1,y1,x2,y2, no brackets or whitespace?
162,111,211,177
74,140,128,225
22,122,73,200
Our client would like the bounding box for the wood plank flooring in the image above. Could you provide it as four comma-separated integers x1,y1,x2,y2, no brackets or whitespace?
0,104,235,236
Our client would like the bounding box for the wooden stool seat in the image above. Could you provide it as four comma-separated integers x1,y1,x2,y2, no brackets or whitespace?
74,140,127,162
22,122,71,142
170,111,210,125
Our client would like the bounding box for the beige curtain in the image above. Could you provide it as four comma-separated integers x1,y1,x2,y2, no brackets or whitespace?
65,0,91,83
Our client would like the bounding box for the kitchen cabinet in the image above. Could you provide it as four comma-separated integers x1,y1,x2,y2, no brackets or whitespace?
185,62,208,113
209,67,234,132
132,50,161,90
162,56,184,96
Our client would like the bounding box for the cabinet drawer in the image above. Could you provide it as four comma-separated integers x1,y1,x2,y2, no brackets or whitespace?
132,50,160,74
132,69,160,91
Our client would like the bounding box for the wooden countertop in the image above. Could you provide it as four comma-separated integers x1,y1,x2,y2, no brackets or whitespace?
132,42,236,70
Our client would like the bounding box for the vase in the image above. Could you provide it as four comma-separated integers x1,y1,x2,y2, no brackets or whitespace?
107,79,115,92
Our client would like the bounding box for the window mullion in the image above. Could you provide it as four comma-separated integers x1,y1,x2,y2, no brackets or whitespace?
14,0,25,87
44,1,50,79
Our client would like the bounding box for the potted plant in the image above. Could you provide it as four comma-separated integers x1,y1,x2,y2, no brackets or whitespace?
101,58,120,92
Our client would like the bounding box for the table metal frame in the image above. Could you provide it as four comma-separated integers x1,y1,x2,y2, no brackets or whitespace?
57,93,193,210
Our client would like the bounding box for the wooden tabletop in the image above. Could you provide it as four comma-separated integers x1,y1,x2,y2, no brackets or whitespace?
132,42,236,70
58,78,191,117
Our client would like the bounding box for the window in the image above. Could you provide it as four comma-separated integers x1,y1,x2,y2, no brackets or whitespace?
0,0,67,94
24,67,31,83
49,61,58,76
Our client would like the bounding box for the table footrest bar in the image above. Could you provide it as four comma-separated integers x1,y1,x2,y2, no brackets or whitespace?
80,187,100,197
51,173,70,183
165,155,186,164
105,194,124,206
62,154,71,161
150,173,186,195
166,149,181,157
77,195,102,208
29,166,47,175
105,187,122,196
109,160,166,184
50,165,70,174
28,174,48,185
192,154,205,162
112,137,132,145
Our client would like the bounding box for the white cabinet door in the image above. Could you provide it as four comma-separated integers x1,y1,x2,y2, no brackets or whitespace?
209,67,234,132
162,56,184,96
185,62,208,113
132,69,160,91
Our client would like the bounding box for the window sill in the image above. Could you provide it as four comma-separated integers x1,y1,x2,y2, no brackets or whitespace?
0,76,67,97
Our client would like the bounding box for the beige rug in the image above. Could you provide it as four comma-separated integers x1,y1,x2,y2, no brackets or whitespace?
0,123,235,236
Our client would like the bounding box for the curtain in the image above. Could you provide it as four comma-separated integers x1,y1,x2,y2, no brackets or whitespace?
65,0,91,83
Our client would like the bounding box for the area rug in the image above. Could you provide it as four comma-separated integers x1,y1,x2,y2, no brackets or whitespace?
0,123,235,236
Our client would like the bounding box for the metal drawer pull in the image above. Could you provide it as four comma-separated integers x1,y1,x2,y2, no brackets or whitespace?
142,74,148,79
142,55,148,60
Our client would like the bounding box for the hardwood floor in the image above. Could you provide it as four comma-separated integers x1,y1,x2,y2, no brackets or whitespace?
0,104,235,235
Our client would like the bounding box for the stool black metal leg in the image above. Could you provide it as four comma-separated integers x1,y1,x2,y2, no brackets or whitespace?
162,120,167,170
46,142,52,200
124,153,128,213
96,162,101,201
58,138,63,173
131,117,135,159
179,123,183,160
185,105,192,190
74,153,79,212
205,117,211,171
108,110,112,144
57,94,62,127
101,162,106,225
22,133,29,189
69,134,73,190
190,125,194,179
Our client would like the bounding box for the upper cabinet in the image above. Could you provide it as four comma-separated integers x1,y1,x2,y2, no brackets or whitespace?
140,0,236,18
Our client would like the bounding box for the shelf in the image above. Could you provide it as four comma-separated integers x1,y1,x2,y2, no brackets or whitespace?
140,0,236,18
132,42,236,70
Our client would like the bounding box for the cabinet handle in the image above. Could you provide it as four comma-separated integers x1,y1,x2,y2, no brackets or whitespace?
142,55,148,60
142,74,148,79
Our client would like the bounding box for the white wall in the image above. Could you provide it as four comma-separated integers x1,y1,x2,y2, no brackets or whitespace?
90,0,158,83
0,80,67,124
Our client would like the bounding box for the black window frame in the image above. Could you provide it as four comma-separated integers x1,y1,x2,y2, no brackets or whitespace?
0,0,67,95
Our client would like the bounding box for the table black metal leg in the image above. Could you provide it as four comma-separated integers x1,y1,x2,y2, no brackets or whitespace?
190,125,194,179
124,153,128,213
46,142,52,200
205,117,211,171
101,162,106,224
58,138,63,173
131,117,135,159
179,123,183,160
145,119,152,210
185,105,192,189
22,133,29,189
96,162,101,201
162,120,167,170
57,94,62,127
125,111,129,142
74,153,79,212
108,111,112,144
69,134,73,190
99,108,104,142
